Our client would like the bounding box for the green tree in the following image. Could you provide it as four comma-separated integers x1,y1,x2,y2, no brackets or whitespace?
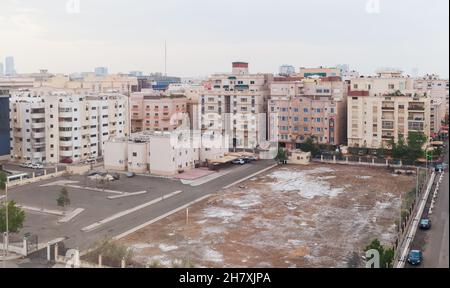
0,171,7,190
277,148,288,162
389,135,408,160
364,239,395,268
406,131,427,162
57,187,71,209
299,137,320,157
0,201,26,233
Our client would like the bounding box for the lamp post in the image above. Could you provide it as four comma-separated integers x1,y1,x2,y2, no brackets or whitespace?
3,182,9,257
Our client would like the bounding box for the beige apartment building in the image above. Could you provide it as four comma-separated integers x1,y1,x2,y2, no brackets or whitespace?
35,73,138,95
200,62,272,150
347,70,431,148
268,76,348,149
130,90,188,133
298,67,341,78
10,90,128,164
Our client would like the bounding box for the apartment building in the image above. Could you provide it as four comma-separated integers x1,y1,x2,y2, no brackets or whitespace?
130,90,188,133
415,74,449,117
298,67,341,78
9,90,128,164
35,73,138,95
347,70,431,148
0,90,10,160
268,76,348,149
104,130,227,176
200,62,272,150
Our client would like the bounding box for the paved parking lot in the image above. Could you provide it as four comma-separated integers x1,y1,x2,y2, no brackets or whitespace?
1,162,66,176
1,159,276,252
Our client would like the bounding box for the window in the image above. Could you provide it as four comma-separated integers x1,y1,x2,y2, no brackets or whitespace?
133,152,137,157
304,108,309,113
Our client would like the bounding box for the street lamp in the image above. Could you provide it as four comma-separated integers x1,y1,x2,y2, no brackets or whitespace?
3,182,8,257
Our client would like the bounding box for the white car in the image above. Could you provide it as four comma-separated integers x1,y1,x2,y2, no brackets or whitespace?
20,163,32,168
31,163,44,169
232,159,246,165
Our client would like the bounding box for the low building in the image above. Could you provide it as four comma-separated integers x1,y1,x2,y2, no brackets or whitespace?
104,130,227,176
287,150,311,165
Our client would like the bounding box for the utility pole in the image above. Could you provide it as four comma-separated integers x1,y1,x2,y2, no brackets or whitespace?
164,41,167,77
4,182,9,257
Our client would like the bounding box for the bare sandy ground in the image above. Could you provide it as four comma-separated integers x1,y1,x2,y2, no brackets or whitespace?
119,163,415,268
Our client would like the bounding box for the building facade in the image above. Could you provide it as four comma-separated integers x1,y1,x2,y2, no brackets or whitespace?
130,91,188,133
268,76,348,149
200,62,272,150
9,90,128,164
104,131,227,176
347,70,431,148
0,90,10,160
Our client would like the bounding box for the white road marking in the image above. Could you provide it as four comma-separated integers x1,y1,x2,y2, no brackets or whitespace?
107,191,148,199
81,190,183,232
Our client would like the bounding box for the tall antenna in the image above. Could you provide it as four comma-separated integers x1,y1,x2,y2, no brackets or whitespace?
164,41,167,77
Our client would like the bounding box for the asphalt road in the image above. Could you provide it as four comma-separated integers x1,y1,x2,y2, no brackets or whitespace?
408,141,449,268
2,160,277,254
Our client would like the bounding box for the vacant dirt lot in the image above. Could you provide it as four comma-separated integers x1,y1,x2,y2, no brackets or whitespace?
119,163,415,268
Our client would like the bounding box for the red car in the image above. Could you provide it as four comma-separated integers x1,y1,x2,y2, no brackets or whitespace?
61,158,73,164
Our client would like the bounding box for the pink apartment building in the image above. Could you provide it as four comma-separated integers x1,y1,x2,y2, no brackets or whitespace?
268,76,348,150
130,91,188,133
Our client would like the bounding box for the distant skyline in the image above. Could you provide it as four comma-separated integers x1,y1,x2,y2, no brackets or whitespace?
0,0,448,78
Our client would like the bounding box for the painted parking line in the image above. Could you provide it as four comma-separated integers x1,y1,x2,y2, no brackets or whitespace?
19,205,66,216
58,208,85,223
107,191,148,199
81,190,183,232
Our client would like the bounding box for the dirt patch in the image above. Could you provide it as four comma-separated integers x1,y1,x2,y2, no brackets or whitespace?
119,163,415,267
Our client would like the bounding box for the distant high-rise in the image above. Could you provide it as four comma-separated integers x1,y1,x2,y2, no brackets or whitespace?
5,57,15,76
95,67,109,77
0,63,3,76
279,65,296,76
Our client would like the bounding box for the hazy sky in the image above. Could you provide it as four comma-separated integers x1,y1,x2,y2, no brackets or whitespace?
0,0,448,77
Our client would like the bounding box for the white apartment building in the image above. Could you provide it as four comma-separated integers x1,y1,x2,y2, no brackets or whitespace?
104,130,227,176
200,62,272,150
9,90,128,164
348,70,431,148
415,74,449,118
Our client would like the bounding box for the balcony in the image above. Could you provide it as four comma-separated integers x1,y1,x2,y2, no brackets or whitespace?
33,142,45,149
60,150,73,157
59,131,73,138
32,132,45,139
382,106,395,111
408,105,425,111
60,141,72,147
31,122,45,129
59,111,73,118
59,121,73,128
31,113,45,119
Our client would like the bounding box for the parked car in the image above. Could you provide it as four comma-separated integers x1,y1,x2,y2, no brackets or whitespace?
31,163,44,169
20,163,32,168
243,156,257,163
111,173,120,180
232,159,246,165
407,250,423,265
419,218,432,230
61,158,73,164
87,171,99,177
86,158,96,164
126,172,136,178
